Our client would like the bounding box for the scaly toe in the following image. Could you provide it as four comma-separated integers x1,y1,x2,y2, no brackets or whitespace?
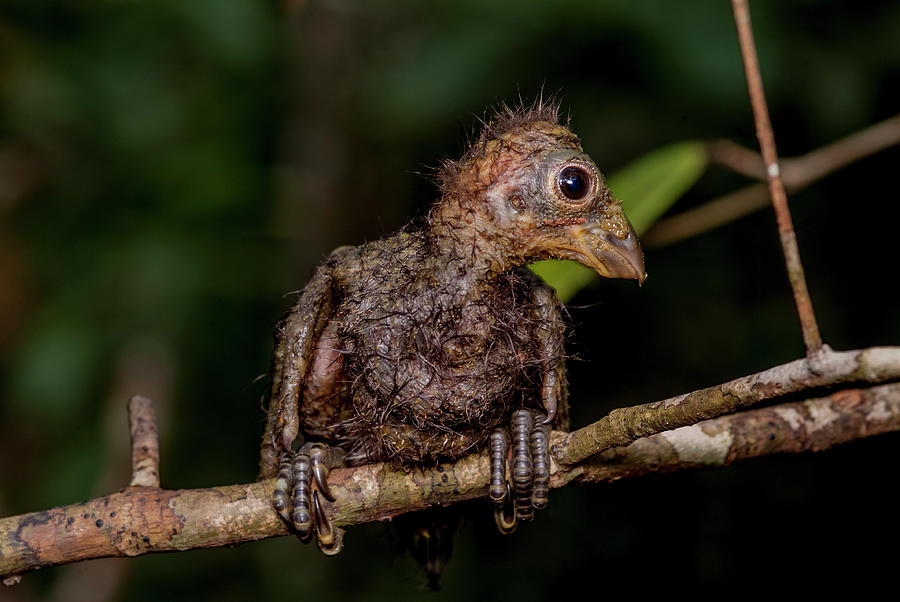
511,409,535,521
272,455,293,523
489,429,509,504
490,408,553,532
290,451,313,539
531,418,550,509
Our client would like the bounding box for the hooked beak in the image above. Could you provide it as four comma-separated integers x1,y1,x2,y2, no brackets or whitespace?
570,219,646,285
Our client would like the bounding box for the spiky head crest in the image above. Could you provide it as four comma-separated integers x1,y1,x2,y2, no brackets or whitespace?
435,99,581,202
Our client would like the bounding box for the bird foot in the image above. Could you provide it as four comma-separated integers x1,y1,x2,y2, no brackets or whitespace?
489,408,551,534
273,442,346,555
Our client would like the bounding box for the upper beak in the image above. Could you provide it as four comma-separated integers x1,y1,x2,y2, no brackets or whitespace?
571,219,646,285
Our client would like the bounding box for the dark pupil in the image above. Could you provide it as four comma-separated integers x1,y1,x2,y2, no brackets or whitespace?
558,167,588,200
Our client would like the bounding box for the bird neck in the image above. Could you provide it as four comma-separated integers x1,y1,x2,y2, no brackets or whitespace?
425,197,521,286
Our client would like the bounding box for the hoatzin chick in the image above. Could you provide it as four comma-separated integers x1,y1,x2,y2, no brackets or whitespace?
258,102,645,580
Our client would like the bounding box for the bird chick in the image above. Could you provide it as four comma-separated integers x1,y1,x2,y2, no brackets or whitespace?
258,102,645,558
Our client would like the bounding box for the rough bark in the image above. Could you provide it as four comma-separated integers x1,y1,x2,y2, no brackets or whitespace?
3,378,898,581
554,346,900,465
127,396,160,488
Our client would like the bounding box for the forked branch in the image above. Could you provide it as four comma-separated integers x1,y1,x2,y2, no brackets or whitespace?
554,346,900,465
644,113,900,248
2,348,900,581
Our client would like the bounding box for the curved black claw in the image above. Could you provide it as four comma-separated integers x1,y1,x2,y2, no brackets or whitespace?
272,442,346,554
310,444,336,502
313,490,344,555
489,408,552,534
493,481,517,534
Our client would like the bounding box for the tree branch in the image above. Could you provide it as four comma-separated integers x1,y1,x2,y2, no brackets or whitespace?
3,348,899,581
568,382,899,484
644,113,900,249
707,114,900,187
553,346,900,465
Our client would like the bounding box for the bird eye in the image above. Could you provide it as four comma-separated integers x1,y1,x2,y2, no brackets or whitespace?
557,166,590,200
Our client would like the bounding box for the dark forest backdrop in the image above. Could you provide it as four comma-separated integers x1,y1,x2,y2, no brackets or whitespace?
1,1,899,599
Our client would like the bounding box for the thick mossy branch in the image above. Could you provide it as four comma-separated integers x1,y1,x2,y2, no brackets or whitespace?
2,368,899,580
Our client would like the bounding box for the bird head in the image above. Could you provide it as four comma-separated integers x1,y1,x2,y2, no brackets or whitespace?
431,104,645,285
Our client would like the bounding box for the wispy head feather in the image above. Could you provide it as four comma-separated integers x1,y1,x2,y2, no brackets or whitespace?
435,96,575,199
473,95,564,145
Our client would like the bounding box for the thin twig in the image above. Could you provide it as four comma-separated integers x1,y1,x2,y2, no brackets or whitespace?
128,396,160,488
644,183,768,248
731,0,823,354
784,113,900,185
708,114,900,186
645,113,900,247
2,380,899,579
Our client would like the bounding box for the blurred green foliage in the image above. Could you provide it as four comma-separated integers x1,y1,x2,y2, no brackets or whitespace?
1,0,899,600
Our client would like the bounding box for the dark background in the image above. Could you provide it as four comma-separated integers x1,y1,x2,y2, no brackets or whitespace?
1,1,898,599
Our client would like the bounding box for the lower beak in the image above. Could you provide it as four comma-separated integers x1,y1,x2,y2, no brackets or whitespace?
573,223,646,285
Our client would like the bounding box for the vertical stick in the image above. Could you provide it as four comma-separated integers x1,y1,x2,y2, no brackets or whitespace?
731,0,824,355
128,395,161,487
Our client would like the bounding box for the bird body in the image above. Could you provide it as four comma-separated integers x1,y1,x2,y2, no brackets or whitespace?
289,232,566,465
258,102,645,563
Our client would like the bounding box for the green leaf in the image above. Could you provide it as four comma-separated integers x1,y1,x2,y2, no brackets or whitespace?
530,141,708,302
608,140,708,234
529,259,596,305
